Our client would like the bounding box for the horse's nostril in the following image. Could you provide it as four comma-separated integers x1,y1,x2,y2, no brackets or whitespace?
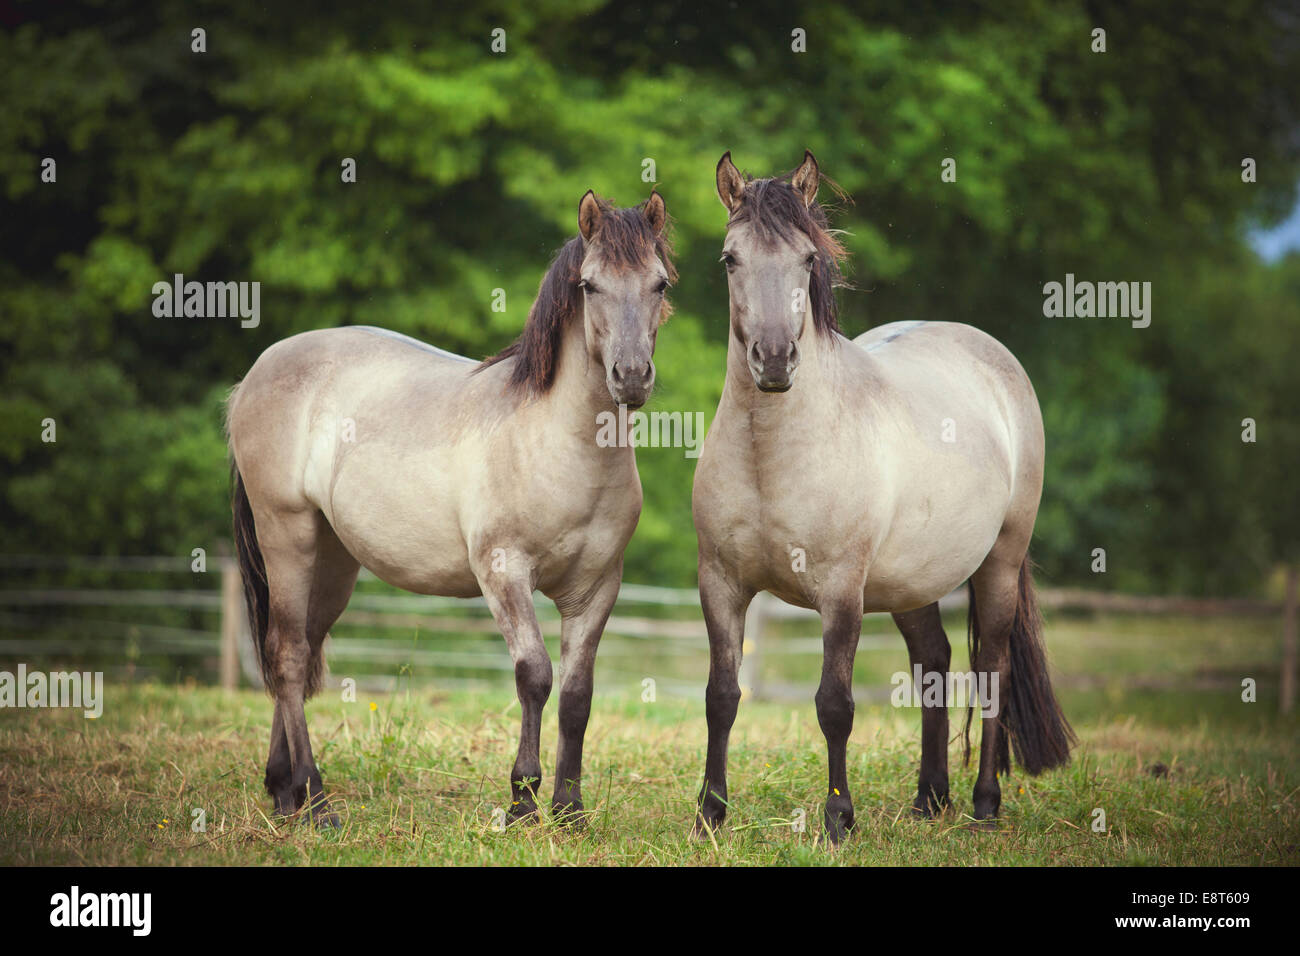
612,360,653,390
789,341,800,365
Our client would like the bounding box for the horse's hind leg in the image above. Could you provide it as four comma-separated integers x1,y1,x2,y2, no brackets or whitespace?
892,602,951,816
261,509,359,826
265,705,293,815
968,550,1021,823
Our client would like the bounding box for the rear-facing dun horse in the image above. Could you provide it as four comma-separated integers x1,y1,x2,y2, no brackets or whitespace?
227,190,674,825
693,151,1074,843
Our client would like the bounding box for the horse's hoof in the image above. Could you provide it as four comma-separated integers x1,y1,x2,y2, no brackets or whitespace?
506,801,540,825
695,787,729,840
551,801,588,829
911,789,950,818
972,794,1000,823
692,815,724,841
823,792,855,844
823,815,855,846
692,811,725,842
314,811,341,830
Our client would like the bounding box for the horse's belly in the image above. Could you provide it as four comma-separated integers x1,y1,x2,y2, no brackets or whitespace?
334,514,480,597
354,539,480,597
864,487,1007,611
325,458,480,597
860,547,987,613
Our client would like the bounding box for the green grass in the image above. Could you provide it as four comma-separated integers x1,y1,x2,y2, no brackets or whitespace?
0,612,1297,865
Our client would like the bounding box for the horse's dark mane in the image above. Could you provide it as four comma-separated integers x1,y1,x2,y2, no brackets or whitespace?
729,170,849,337
477,196,675,394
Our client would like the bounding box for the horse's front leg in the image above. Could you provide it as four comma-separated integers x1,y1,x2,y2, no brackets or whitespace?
480,566,552,823
550,568,621,825
693,562,753,838
817,595,864,844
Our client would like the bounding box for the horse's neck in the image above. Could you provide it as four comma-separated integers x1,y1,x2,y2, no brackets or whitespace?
542,310,624,446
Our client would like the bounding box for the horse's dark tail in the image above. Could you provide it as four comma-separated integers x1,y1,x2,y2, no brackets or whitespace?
964,557,1075,775
231,463,275,694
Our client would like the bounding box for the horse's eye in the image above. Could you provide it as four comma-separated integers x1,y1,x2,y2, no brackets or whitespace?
653,279,668,295
805,253,817,270
579,279,599,294
720,253,736,270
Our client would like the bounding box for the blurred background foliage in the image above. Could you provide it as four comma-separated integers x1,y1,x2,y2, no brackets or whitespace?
1,0,1298,595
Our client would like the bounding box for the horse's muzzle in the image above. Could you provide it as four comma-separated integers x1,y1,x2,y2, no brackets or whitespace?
748,337,799,392
608,358,655,408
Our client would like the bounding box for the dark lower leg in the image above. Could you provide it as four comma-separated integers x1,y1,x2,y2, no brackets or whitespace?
916,701,951,815
265,705,295,815
550,582,616,824
697,670,741,831
280,686,334,826
969,562,1021,824
552,681,590,820
695,579,747,835
817,602,862,844
972,713,1003,821
895,605,952,816
816,677,855,842
509,650,551,822
972,647,1010,822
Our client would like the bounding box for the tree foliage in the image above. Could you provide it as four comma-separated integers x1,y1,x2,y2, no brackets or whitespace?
1,0,1297,593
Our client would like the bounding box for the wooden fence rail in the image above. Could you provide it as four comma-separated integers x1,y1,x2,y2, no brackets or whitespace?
0,555,1293,711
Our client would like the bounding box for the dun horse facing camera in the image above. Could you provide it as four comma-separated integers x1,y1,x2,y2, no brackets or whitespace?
693,151,1075,843
226,190,675,826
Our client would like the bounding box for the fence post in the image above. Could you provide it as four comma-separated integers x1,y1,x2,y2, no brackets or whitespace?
220,557,242,691
740,592,766,700
1282,564,1297,715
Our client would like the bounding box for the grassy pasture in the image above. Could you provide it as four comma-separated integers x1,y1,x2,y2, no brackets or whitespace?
0,612,1296,866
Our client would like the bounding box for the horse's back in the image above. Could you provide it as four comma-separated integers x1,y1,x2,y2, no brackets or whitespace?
247,326,476,383
347,325,477,365
231,326,482,435
853,320,1042,455
228,326,482,512
856,320,1031,383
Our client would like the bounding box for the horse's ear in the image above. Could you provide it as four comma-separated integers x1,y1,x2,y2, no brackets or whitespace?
578,190,603,241
791,149,820,207
716,151,744,212
643,189,667,236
